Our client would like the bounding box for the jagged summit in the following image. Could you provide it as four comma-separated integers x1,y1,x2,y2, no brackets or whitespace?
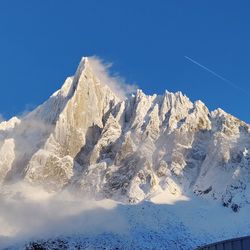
0,56,250,212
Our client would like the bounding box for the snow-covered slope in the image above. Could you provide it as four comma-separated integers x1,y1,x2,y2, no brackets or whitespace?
1,56,250,249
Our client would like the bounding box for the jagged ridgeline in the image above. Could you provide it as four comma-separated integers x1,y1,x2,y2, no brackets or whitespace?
1,57,250,211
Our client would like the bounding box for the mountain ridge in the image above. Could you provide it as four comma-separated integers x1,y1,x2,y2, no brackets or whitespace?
0,56,250,212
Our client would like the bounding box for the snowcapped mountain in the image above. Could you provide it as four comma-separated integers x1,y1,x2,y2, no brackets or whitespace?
1,57,250,210
1,57,250,249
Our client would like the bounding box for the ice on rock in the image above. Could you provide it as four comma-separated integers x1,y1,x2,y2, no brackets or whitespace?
0,117,20,131
1,57,250,212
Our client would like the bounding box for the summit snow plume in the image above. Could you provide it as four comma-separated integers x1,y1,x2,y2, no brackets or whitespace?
87,56,137,99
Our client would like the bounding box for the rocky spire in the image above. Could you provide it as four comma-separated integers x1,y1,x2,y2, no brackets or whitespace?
0,56,250,212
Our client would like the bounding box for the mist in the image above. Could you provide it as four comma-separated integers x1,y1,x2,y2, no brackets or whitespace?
88,56,138,99
0,182,128,249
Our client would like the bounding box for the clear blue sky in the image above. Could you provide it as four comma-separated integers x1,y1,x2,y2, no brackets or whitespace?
1,1,250,122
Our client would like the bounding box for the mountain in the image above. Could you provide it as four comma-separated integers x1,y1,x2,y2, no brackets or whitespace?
1,57,250,210
1,57,250,249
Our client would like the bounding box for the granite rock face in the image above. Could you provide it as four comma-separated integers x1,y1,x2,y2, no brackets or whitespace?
1,57,250,211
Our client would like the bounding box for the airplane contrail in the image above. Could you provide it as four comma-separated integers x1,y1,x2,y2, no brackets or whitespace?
184,56,246,94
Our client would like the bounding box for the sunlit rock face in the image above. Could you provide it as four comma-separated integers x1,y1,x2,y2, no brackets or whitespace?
1,57,250,210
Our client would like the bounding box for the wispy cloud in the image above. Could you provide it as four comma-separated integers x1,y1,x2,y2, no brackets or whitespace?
0,183,128,248
88,56,138,99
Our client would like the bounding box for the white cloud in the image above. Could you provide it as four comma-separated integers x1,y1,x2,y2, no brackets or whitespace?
88,56,138,100
0,183,128,248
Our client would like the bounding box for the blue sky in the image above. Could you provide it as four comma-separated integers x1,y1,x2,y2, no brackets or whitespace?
1,1,250,122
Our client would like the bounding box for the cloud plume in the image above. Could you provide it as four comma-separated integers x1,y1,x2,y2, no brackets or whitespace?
88,56,138,99
0,183,128,248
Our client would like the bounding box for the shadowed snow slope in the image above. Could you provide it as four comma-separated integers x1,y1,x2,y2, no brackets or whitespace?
1,56,250,249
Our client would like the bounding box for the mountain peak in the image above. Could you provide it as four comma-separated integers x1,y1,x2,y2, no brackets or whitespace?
78,56,90,70
1,56,250,214
2,56,250,249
